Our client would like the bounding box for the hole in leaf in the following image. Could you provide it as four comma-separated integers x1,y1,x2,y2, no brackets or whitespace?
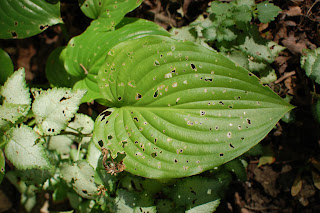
118,97,122,101
107,135,113,140
241,137,245,140
246,119,251,125
14,21,18,26
135,93,142,100
151,152,157,158
190,63,196,70
204,77,213,82
121,141,127,148
39,25,48,30
98,140,103,147
229,143,234,148
134,141,138,144
219,101,224,106
220,153,224,157
11,31,17,38
154,90,159,98
133,117,139,122
174,159,178,163
154,60,160,66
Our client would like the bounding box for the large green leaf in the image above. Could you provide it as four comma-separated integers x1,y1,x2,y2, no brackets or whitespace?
0,0,62,39
79,0,142,26
62,18,170,102
0,48,14,85
93,35,293,178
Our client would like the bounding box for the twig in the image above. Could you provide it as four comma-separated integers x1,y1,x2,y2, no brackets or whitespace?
274,71,296,84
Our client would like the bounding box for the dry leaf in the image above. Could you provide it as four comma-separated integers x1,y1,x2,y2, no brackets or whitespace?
291,174,302,196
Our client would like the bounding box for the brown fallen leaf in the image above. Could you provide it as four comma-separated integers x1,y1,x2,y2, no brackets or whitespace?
283,6,302,16
291,174,303,196
281,32,307,54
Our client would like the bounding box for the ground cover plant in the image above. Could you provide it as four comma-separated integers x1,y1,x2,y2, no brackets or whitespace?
0,0,319,212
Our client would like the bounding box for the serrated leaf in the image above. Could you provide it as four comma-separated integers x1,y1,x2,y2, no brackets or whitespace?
48,135,73,155
0,103,30,123
0,0,62,39
79,0,142,26
45,47,79,88
87,140,101,169
1,68,31,105
257,1,281,23
60,160,98,199
93,35,293,179
32,88,86,136
4,125,51,170
301,48,320,84
260,69,277,84
0,48,14,85
185,200,220,213
66,113,94,144
62,18,170,102
0,149,5,184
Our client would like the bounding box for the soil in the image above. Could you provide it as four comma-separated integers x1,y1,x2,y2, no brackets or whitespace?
1,0,320,212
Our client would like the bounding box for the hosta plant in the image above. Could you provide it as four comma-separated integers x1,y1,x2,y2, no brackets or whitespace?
0,0,293,212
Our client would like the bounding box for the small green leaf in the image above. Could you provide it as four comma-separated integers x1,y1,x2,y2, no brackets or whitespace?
4,125,51,170
185,200,220,213
301,48,320,84
0,0,63,39
169,176,229,209
60,160,98,199
0,149,5,184
62,18,170,102
32,88,86,136
1,68,31,105
79,0,142,26
66,113,94,144
0,68,30,123
0,48,14,85
48,135,73,155
93,35,294,178
45,47,79,88
257,1,281,23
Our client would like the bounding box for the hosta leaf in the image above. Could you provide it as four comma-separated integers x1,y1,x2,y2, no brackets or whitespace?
257,1,281,23
0,0,62,39
45,47,79,88
62,18,170,102
4,125,51,170
60,160,97,199
79,0,142,24
93,35,294,178
32,88,86,136
301,48,320,84
0,48,14,85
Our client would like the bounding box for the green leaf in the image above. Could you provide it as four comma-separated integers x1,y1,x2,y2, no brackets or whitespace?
60,160,98,199
301,48,320,84
0,48,14,85
4,124,51,170
62,17,170,102
0,0,62,39
32,88,86,136
169,176,228,209
45,47,79,88
1,68,31,105
79,0,142,24
134,206,157,213
257,1,281,23
48,135,73,155
0,68,31,123
185,200,220,213
87,140,101,169
66,113,94,144
93,35,294,179
0,149,5,184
